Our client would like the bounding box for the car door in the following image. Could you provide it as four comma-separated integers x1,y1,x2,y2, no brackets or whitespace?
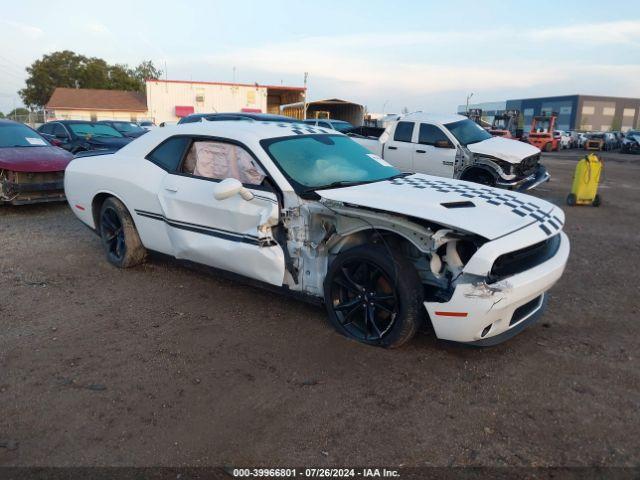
52,123,73,151
382,121,415,172
413,123,456,178
156,136,285,286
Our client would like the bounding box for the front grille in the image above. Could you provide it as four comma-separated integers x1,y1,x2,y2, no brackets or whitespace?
516,153,540,177
489,234,561,282
510,296,543,326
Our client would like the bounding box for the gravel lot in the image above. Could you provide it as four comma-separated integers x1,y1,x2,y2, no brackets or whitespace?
1,150,639,468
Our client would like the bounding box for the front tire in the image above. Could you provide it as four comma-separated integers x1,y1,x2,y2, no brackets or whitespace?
98,197,147,268
324,245,423,348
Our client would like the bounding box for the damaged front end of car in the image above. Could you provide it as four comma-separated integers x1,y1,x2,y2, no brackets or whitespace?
0,169,66,205
454,146,549,191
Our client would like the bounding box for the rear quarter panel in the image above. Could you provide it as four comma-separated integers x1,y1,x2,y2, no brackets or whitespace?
64,152,174,254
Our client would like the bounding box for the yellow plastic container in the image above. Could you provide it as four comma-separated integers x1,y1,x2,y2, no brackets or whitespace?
567,153,602,207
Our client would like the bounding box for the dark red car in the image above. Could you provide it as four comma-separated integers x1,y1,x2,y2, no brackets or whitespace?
0,119,73,205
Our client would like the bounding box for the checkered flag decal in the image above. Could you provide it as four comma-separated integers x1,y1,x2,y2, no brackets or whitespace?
263,122,330,135
388,176,563,235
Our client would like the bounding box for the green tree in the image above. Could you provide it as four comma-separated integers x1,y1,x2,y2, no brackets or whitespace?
0,112,5,118
19,51,162,108
6,107,30,119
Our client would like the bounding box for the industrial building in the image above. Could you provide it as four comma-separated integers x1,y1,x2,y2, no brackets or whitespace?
458,95,640,132
145,79,305,123
45,79,306,124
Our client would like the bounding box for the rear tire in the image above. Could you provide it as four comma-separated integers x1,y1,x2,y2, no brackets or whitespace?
566,193,577,206
324,245,423,348
98,197,147,268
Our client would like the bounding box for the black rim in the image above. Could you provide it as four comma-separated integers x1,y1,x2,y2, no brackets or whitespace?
100,207,125,262
330,259,398,342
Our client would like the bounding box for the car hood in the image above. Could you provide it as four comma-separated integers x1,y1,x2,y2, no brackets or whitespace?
467,136,540,164
0,146,73,172
86,136,132,147
317,174,564,241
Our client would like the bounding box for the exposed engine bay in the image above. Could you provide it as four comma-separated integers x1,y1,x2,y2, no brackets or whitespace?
276,198,485,302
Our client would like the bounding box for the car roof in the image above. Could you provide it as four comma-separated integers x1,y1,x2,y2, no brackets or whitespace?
400,112,467,125
182,112,297,122
120,119,339,156
0,119,23,126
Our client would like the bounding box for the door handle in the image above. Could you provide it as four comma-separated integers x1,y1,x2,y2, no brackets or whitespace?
164,186,178,193
387,146,398,150
416,150,426,153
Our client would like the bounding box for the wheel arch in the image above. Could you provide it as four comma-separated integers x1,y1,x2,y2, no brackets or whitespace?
459,165,498,183
329,227,426,259
91,191,137,231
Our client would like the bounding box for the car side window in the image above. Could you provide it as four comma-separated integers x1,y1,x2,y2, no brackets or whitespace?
53,124,68,137
419,124,450,145
147,136,191,172
182,140,266,186
40,124,52,134
394,122,414,142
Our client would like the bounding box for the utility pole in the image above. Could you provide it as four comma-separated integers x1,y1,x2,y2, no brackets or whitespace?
466,92,474,113
303,72,309,120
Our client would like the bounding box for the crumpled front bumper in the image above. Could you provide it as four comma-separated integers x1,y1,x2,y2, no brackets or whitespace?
424,231,569,346
496,164,550,192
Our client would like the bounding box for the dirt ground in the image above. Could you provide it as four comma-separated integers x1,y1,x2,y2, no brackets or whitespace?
1,150,639,468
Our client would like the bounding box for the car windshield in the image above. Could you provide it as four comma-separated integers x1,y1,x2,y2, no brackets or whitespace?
332,121,355,132
68,123,123,138
140,121,154,126
0,122,49,148
111,122,144,133
262,134,401,192
444,119,492,146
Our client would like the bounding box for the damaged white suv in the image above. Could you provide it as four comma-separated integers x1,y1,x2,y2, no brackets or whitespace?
65,121,570,348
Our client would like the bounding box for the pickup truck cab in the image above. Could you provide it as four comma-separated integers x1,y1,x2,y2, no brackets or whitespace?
354,113,549,191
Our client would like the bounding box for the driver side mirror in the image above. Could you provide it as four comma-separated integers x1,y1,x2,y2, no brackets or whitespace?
213,178,254,201
435,139,454,149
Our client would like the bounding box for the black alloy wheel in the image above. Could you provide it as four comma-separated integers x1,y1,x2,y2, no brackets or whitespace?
330,258,398,342
324,244,423,348
100,205,126,264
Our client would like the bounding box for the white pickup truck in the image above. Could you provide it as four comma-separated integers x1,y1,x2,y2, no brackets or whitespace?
352,112,549,191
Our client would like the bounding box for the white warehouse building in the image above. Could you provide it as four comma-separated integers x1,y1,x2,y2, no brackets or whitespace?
145,79,306,124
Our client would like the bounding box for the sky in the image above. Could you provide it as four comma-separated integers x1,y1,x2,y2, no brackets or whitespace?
1,0,639,114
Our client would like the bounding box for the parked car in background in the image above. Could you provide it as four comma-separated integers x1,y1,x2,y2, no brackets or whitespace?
38,121,134,154
0,119,73,205
353,113,548,191
585,133,617,151
97,120,148,138
303,118,355,133
177,112,297,125
621,130,640,154
138,121,156,131
554,130,571,150
577,133,589,148
64,121,569,347
567,131,580,148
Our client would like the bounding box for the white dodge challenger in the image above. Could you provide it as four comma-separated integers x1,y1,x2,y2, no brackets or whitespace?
64,121,570,348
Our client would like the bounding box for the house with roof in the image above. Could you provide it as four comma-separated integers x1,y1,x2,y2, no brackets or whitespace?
45,87,149,122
